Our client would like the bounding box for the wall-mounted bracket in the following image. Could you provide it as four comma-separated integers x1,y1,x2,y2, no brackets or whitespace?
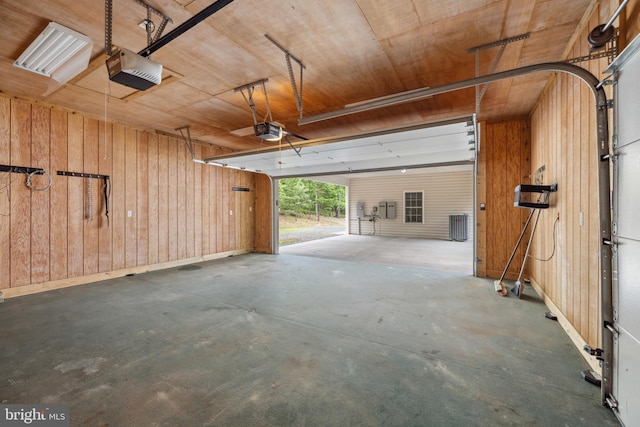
105,0,173,56
568,28,619,65
468,33,531,115
234,78,271,125
265,34,305,120
583,344,604,361
57,171,109,180
1,164,52,191
605,394,618,410
175,126,212,166
132,0,173,47
57,171,111,225
604,321,619,339
0,164,44,175
283,135,302,157
176,125,196,161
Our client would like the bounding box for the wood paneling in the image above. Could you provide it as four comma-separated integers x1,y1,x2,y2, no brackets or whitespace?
201,147,211,256
210,152,220,254
177,141,186,260
0,97,10,288
111,124,126,271
49,109,68,281
476,124,487,277
148,133,159,265
234,171,255,250
98,120,112,273
476,119,531,280
0,94,256,293
185,144,195,258
30,105,50,283
10,99,31,287
67,114,85,278
124,128,137,268
194,145,202,258
528,0,632,349
83,118,99,275
0,0,597,153
254,173,273,254
168,137,178,261
158,135,169,264
220,168,228,252
136,131,148,266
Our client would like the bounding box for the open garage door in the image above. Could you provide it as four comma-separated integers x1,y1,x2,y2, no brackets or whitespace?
275,165,475,274
205,118,478,260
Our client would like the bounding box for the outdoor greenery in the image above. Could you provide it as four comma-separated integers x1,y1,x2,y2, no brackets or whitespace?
279,178,346,220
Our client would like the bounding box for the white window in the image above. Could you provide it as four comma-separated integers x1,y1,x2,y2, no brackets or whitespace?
404,191,423,223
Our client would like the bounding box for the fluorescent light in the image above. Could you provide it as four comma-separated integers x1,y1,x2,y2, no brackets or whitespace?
14,22,91,77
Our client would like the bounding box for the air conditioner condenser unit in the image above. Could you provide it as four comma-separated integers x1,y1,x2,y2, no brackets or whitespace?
106,48,162,90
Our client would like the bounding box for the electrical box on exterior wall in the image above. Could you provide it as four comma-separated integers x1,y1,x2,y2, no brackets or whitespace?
357,202,365,218
387,202,396,219
375,201,396,219
378,201,387,218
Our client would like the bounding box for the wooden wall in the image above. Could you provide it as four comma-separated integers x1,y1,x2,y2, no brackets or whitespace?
254,173,273,254
476,119,531,279
0,94,261,297
529,0,640,354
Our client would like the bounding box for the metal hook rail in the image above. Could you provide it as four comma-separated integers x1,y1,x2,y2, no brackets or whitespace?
57,171,111,226
0,164,44,175
57,171,110,180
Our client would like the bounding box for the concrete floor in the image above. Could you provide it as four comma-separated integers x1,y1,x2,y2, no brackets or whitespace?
0,236,618,426
280,234,474,274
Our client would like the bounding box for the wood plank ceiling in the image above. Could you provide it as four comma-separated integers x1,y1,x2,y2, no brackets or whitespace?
0,0,594,154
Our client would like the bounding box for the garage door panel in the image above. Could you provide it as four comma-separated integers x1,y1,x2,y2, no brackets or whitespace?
607,33,640,427
616,142,640,240
615,330,640,425
616,237,640,340
616,63,640,149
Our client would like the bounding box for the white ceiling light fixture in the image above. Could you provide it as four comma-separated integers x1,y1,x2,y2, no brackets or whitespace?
14,22,91,77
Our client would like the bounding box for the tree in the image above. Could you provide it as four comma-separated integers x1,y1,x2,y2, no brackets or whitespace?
278,178,345,218
279,178,310,218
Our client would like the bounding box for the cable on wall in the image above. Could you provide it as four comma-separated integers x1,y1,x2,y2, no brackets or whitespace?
528,214,560,262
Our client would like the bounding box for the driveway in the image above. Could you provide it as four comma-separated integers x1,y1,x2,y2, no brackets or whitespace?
279,226,346,245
